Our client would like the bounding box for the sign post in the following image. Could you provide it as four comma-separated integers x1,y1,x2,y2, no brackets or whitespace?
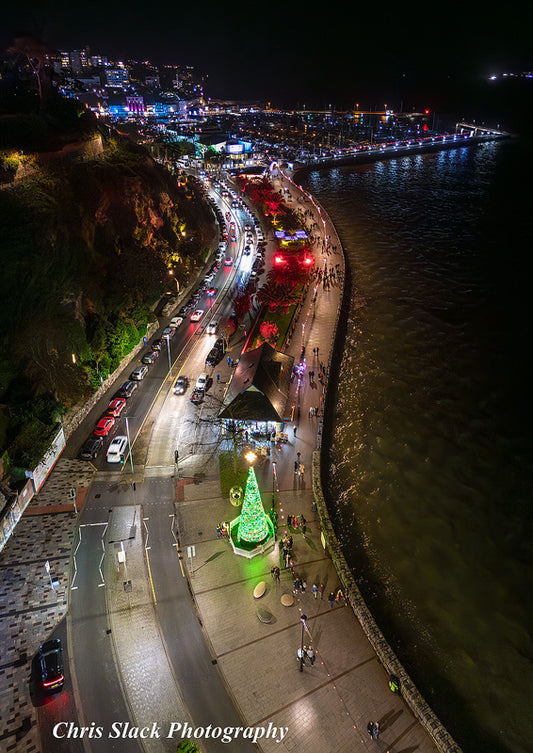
44,560,54,590
69,487,77,514
187,545,196,575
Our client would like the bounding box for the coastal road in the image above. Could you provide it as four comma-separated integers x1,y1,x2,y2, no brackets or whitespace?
141,478,256,753
65,485,142,753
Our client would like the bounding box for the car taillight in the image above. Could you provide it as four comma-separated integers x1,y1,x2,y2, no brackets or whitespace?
43,675,64,687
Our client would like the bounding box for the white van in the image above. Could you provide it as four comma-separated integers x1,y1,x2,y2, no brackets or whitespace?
107,436,128,464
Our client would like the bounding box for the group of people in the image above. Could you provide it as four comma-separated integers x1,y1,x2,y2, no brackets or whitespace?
287,513,306,531
280,534,294,568
367,721,380,740
296,645,315,665
216,522,229,539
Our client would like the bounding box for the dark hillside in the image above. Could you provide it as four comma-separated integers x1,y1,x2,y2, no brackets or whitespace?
0,135,216,469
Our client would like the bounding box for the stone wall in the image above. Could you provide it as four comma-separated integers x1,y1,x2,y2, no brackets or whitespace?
61,320,159,441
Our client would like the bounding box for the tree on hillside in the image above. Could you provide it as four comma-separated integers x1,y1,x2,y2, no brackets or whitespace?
8,36,54,111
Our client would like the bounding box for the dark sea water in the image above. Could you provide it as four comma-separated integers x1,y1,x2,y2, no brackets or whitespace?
301,140,533,753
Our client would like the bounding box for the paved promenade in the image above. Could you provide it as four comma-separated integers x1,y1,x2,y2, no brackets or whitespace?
0,172,452,753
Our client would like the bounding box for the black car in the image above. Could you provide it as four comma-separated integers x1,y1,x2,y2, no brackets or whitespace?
173,375,189,395
206,347,223,367
80,436,103,461
214,337,227,355
39,638,64,693
116,381,138,398
151,338,163,351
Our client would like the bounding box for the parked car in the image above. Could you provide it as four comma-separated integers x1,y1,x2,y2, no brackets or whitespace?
106,397,126,417
162,326,176,339
130,365,148,381
116,381,138,398
190,309,204,322
190,388,204,405
214,337,227,355
206,347,223,367
173,375,189,395
195,372,208,391
106,435,128,464
142,350,159,364
170,316,184,327
94,416,115,437
80,436,103,461
39,638,64,693
151,339,163,351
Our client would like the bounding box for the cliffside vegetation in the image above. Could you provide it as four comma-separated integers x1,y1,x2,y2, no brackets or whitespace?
0,128,215,470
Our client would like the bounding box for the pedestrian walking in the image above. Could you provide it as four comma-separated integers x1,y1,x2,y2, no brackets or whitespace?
296,451,301,461
294,461,298,473
312,583,318,599
216,373,220,383
372,722,380,740
367,722,375,739
318,583,324,599
328,591,335,608
305,646,315,665
293,426,297,437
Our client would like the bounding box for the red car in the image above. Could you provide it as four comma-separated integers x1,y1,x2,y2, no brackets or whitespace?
106,398,126,417
206,287,217,297
224,257,233,267
94,416,115,436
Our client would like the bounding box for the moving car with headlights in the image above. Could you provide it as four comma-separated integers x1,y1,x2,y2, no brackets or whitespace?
190,309,204,322
39,638,64,693
206,320,218,335
106,435,128,464
224,257,233,267
173,375,189,395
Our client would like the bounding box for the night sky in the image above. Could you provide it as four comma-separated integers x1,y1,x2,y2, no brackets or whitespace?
1,0,532,114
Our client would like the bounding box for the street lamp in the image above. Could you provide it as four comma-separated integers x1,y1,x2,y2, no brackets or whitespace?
164,333,172,377
299,614,308,671
168,269,180,294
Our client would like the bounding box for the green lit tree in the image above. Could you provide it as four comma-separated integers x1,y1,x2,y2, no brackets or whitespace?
238,467,270,544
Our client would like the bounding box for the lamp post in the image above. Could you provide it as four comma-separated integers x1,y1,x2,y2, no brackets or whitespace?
168,270,180,295
299,614,308,672
165,333,172,377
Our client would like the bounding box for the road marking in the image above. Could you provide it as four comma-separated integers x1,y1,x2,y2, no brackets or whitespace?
143,518,158,605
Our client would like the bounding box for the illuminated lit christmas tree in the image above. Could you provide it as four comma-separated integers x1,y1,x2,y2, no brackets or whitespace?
238,467,270,544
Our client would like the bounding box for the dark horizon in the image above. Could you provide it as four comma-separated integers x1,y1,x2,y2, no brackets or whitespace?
1,2,532,130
